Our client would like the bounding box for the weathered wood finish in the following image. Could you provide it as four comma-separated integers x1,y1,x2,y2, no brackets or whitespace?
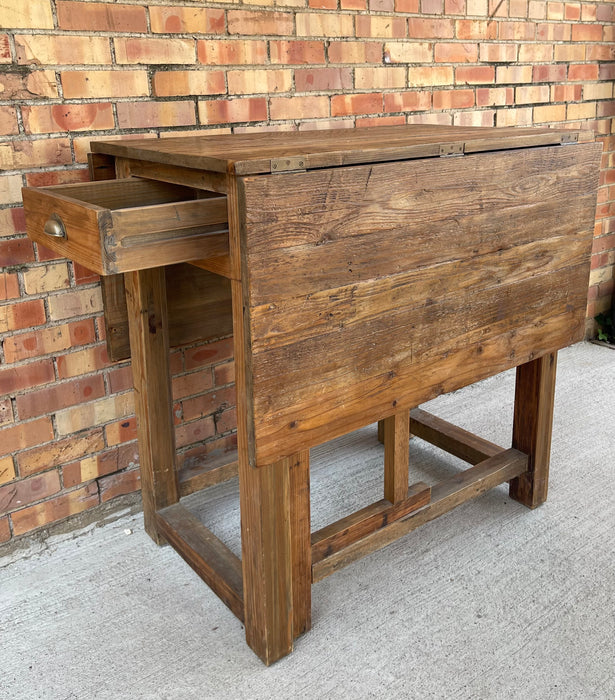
156,503,244,621
313,448,528,582
124,268,179,542
383,410,410,504
239,143,602,466
409,408,502,465
22,178,229,275
510,352,558,508
101,264,232,361
178,453,238,498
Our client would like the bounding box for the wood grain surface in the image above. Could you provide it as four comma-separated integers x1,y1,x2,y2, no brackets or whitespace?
238,143,601,466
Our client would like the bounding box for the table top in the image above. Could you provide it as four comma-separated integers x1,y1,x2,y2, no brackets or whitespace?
91,124,582,176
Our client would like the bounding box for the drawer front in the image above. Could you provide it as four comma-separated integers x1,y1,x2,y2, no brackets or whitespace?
22,178,228,275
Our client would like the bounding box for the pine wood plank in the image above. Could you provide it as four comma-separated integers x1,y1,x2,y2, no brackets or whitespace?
178,452,238,498
155,503,244,622
311,481,431,564
510,353,557,508
409,408,503,465
383,410,410,504
125,267,179,543
312,448,528,582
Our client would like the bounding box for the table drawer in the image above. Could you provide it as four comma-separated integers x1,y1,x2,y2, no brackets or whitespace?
22,178,229,275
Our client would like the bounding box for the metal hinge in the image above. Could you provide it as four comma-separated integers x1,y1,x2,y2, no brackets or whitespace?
560,132,579,145
439,142,465,157
271,156,308,172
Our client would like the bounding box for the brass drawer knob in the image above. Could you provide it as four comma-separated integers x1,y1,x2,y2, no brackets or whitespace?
44,213,66,239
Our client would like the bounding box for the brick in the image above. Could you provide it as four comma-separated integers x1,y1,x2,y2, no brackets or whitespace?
296,13,356,37
489,0,507,16
354,16,406,39
435,43,478,63
384,91,431,112
228,69,292,95
568,64,599,82
0,399,12,427
331,93,383,117
586,45,615,62
55,392,134,437
0,299,45,333
0,34,9,62
518,43,553,63
329,42,384,64
533,103,567,123
528,1,546,18
117,101,196,129
99,469,140,503
311,0,338,8
198,40,267,66
61,70,149,99
185,338,234,370
63,451,117,488
0,417,53,458
571,23,603,42
1,207,27,237
422,0,443,11
495,106,532,126
11,483,99,536
456,20,497,40
0,271,19,300
176,416,216,448
480,43,517,62
408,66,454,86
150,6,224,34
18,430,104,477
3,138,73,172
72,263,99,286
553,44,585,62
537,22,571,41
47,287,103,321
355,67,406,90
17,375,106,421
407,18,454,38
22,104,115,134
408,112,453,126
515,85,550,104
15,34,112,66
0,106,17,135
547,2,564,20
115,37,195,65
270,41,326,65
295,67,352,92
532,64,567,83
182,385,236,423
108,365,133,394
552,84,582,103
105,417,137,446
565,3,581,20
496,65,533,83
0,471,60,516
597,101,615,119
433,89,475,110
171,368,214,401
466,0,488,13
270,95,330,120
499,22,535,41
214,361,234,387
395,0,420,9
26,170,89,188
214,407,236,435
0,360,55,395
0,175,22,206
383,42,432,64
455,65,495,84
57,345,109,379
600,64,615,82
0,456,15,485
477,87,514,106
342,0,368,8
229,11,294,36
56,2,147,32
0,515,9,542
567,102,597,121
0,3,53,29
3,319,96,364
22,263,69,295
0,69,57,100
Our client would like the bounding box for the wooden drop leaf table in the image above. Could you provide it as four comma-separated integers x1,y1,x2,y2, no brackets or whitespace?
22,125,601,665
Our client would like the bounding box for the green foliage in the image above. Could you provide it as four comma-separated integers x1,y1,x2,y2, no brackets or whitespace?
595,311,615,344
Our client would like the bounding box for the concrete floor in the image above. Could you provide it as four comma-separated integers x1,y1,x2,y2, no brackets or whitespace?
1,342,614,699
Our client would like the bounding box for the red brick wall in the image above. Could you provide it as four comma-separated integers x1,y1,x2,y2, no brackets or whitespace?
1,1,613,546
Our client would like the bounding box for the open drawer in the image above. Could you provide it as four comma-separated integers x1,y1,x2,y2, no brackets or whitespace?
22,178,229,275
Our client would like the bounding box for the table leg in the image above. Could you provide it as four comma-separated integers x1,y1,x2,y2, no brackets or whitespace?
510,352,557,509
383,410,410,504
239,450,311,665
125,268,179,544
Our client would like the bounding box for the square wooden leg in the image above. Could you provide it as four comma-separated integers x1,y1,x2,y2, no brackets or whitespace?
125,268,179,543
238,450,311,665
510,352,557,509
383,410,410,504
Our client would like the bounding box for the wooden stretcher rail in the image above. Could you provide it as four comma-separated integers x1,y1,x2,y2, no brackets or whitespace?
312,448,528,582
155,503,244,622
178,453,239,498
409,408,503,465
